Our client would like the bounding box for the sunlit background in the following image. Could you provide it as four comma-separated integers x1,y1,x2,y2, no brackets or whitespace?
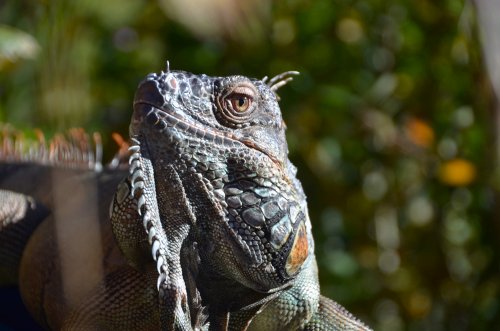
1,0,499,330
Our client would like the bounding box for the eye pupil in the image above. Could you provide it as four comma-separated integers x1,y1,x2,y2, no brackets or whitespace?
229,94,251,112
216,83,257,124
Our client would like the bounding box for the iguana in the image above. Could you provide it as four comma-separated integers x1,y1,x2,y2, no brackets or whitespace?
0,65,372,330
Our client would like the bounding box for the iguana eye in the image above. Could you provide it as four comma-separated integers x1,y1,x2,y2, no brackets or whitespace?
215,81,258,127
227,94,252,113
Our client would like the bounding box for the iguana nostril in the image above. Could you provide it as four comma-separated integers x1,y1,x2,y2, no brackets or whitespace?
134,79,164,107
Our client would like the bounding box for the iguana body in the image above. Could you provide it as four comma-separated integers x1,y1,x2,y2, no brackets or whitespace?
0,67,371,330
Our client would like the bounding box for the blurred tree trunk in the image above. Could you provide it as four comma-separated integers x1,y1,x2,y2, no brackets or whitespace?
475,0,500,253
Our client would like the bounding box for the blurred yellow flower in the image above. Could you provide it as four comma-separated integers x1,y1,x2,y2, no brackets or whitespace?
439,159,476,186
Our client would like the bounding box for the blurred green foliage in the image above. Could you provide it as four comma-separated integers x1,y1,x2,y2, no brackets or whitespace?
1,0,499,330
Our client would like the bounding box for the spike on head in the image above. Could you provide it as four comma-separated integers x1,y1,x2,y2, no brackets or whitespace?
267,71,300,92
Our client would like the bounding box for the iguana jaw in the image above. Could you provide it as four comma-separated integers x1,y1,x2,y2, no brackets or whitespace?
132,103,309,284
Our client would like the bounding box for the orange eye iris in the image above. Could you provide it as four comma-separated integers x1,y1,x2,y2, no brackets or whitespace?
228,94,252,113
215,82,257,127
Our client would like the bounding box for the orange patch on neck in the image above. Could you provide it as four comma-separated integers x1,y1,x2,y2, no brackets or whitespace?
286,222,309,276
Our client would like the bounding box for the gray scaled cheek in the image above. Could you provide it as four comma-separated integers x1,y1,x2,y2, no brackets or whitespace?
260,200,280,219
270,214,292,250
242,207,266,228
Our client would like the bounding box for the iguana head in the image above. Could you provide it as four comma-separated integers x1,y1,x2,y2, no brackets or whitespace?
132,70,291,166
131,67,311,293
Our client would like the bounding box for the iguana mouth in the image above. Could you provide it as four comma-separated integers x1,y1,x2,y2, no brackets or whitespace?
132,101,284,168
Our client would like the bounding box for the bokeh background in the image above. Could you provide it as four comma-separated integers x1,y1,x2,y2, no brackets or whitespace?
1,0,499,330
